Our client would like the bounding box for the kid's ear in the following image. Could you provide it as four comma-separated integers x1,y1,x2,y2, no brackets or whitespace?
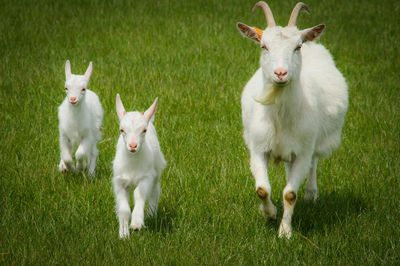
116,93,126,121
144,97,158,122
65,60,72,80
301,24,325,42
236,22,262,43
84,61,93,80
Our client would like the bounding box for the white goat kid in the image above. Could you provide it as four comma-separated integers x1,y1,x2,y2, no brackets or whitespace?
237,2,348,238
58,60,103,176
112,94,166,238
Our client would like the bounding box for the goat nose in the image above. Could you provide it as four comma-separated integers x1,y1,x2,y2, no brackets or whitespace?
70,97,76,102
274,68,288,79
129,143,137,149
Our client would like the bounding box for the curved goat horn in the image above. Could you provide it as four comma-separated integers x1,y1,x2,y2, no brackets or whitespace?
252,1,276,28
288,2,310,27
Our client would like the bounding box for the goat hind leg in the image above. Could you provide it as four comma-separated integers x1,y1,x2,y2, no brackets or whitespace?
304,157,318,202
76,138,95,173
147,181,161,217
88,146,99,177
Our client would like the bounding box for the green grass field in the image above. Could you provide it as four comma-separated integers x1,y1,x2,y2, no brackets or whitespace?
1,0,399,264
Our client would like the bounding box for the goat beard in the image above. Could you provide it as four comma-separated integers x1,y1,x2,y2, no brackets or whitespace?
253,84,284,105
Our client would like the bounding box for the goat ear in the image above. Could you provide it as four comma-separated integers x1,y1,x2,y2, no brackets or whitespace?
237,22,262,43
144,97,158,122
301,24,325,42
65,60,72,80
84,61,93,80
116,93,126,120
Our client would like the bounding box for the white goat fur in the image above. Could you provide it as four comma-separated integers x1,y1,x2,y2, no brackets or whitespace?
237,2,348,238
112,94,166,238
58,60,103,176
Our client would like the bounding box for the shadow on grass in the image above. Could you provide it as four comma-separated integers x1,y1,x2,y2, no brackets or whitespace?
145,204,176,234
60,166,111,184
292,191,367,235
58,171,88,183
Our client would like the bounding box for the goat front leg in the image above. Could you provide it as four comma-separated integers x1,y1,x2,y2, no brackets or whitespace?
113,178,131,239
279,155,312,239
304,157,319,202
131,177,153,231
59,134,74,173
250,150,276,220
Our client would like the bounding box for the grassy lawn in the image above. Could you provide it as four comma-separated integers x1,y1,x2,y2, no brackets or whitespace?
1,0,399,264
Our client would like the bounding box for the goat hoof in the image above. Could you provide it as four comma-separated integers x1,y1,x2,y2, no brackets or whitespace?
59,161,68,173
259,203,277,220
131,218,144,232
76,161,87,172
131,224,143,232
278,222,292,239
119,228,130,239
304,189,318,202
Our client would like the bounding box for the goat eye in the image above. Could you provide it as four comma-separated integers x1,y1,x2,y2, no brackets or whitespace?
82,88,86,91
295,45,302,51
142,128,147,133
261,44,268,51
120,128,125,134
65,87,68,91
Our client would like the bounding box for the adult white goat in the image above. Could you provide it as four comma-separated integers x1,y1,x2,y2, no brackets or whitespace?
112,94,166,238
237,2,348,238
58,60,103,176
